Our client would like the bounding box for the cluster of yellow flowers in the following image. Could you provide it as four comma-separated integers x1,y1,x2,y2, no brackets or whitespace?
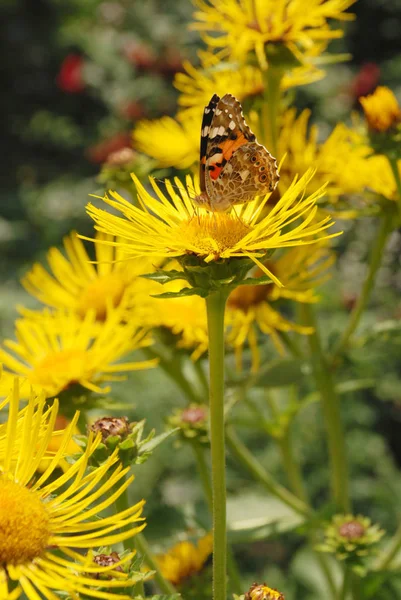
2,0,401,598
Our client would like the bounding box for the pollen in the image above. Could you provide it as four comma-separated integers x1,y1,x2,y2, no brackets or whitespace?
29,348,87,390
180,213,251,259
77,273,126,320
0,479,50,565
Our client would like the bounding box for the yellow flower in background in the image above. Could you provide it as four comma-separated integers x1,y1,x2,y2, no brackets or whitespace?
191,0,355,70
277,109,386,211
155,533,213,585
86,170,337,285
0,307,157,399
226,285,313,372
264,243,335,303
133,113,199,169
175,51,323,120
22,231,148,320
360,86,401,132
366,154,401,201
0,380,146,600
174,53,264,118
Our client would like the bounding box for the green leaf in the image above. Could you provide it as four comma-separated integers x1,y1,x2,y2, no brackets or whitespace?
140,428,178,455
141,270,187,284
240,275,275,286
253,358,310,388
151,288,207,299
227,493,304,543
300,379,376,408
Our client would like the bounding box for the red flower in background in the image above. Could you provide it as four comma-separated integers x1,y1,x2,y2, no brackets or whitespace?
57,54,85,93
350,63,380,100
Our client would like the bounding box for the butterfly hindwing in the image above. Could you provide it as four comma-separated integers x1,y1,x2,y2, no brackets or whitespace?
195,93,279,211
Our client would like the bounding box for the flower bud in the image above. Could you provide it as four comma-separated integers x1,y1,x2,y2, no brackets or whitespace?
360,86,401,133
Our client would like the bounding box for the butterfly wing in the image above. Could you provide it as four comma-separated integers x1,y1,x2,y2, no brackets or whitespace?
199,93,220,193
202,94,279,209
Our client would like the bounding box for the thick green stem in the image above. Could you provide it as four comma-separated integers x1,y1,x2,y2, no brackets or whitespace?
302,304,350,512
114,481,175,595
226,426,310,516
375,521,401,570
388,156,401,220
192,442,243,593
263,67,284,156
206,290,229,600
331,211,393,363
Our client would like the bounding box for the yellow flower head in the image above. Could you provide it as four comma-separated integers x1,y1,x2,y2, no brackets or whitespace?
278,109,381,206
174,52,264,119
0,380,146,600
155,533,213,585
360,86,401,132
133,113,200,169
174,50,323,121
0,307,157,399
226,285,313,372
245,582,285,600
86,171,337,287
22,231,147,321
191,0,355,70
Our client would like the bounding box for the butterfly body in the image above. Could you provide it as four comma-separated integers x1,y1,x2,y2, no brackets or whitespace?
194,93,280,212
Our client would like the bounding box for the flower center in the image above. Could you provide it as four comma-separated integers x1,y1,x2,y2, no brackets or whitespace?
77,273,126,320
180,214,250,259
0,479,50,565
338,521,366,539
29,348,88,391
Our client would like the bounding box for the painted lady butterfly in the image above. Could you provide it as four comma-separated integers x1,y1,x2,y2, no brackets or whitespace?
194,93,280,212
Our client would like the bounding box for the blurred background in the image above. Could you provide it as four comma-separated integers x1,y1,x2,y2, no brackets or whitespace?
2,0,401,597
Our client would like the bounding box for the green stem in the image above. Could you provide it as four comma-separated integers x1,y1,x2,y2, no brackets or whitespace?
278,431,308,504
193,358,210,400
114,481,175,595
331,211,393,363
263,67,284,156
375,521,401,570
278,330,304,359
351,573,362,600
388,156,401,220
206,290,229,600
226,425,310,516
302,304,350,512
340,566,351,600
192,442,243,593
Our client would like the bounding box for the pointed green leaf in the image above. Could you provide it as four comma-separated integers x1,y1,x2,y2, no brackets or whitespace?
141,270,187,284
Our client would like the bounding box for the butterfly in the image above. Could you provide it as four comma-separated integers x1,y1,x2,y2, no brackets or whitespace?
193,93,280,212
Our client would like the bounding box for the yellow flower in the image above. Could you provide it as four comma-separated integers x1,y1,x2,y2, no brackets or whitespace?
155,533,213,585
245,582,284,600
360,86,401,132
22,231,148,321
174,52,264,119
86,170,337,286
175,52,323,121
262,242,335,303
0,307,157,399
37,414,81,473
366,154,401,201
191,0,355,70
145,286,209,361
226,286,313,372
0,379,146,600
133,113,200,169
278,109,375,197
